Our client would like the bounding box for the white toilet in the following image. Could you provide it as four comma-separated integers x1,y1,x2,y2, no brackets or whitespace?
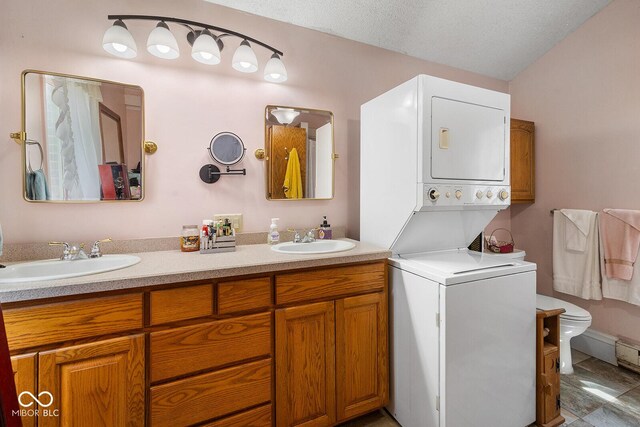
483,249,592,374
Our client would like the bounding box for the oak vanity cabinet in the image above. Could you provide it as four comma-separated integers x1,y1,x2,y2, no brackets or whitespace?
275,262,388,427
4,294,145,426
510,118,536,203
3,259,388,427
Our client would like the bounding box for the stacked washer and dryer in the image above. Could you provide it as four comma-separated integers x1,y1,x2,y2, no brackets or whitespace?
360,75,537,427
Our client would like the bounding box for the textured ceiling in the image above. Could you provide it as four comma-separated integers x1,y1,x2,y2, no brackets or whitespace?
203,0,611,80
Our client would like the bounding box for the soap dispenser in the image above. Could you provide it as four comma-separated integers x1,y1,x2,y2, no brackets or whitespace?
318,216,332,240
268,218,280,245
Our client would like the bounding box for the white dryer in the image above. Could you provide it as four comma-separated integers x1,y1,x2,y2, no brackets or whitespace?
360,75,536,427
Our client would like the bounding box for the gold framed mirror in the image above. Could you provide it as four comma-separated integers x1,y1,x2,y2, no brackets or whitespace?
263,105,335,200
19,70,146,202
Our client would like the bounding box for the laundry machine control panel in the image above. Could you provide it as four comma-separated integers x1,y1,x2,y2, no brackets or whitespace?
420,184,510,209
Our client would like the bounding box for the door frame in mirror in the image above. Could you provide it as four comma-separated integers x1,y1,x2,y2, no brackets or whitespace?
18,69,147,203
263,105,336,201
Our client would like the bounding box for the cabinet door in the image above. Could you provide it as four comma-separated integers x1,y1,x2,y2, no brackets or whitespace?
11,353,37,427
276,301,336,427
38,334,145,427
336,293,388,421
510,118,535,203
543,351,561,422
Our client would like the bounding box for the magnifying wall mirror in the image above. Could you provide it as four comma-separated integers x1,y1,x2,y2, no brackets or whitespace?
263,105,335,200
19,70,145,202
209,132,246,165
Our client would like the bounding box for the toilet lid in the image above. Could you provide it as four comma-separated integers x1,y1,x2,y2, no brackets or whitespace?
536,294,592,320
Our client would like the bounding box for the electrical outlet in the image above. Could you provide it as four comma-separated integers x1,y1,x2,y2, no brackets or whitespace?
213,214,243,233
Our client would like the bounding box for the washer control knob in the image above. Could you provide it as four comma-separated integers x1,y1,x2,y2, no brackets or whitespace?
455,190,462,199
486,191,493,199
445,192,451,198
428,188,440,201
476,190,484,199
499,190,509,201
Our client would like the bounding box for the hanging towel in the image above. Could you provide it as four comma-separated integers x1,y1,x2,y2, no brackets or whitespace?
561,209,592,251
283,148,303,199
600,235,640,307
553,210,602,300
599,209,640,280
26,169,50,201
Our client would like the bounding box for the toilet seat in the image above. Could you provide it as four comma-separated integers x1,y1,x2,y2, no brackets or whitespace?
536,294,592,321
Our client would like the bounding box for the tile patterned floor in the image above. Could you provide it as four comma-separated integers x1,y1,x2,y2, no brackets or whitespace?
560,349,640,427
340,349,640,427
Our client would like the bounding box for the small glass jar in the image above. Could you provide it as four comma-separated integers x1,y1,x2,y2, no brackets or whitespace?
180,225,200,252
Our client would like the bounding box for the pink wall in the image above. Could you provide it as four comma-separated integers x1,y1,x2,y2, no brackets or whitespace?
509,0,640,342
0,0,506,245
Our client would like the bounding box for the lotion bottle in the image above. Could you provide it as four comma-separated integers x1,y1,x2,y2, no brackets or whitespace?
318,216,332,240
268,218,280,245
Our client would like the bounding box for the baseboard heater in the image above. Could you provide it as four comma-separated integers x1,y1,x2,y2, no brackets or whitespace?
617,340,640,374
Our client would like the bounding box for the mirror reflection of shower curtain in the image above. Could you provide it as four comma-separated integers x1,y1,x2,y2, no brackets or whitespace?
306,138,316,198
49,77,102,200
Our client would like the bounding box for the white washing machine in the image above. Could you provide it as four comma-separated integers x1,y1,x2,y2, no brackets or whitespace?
360,75,536,426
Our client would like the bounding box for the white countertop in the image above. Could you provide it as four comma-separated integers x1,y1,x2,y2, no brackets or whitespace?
0,239,390,304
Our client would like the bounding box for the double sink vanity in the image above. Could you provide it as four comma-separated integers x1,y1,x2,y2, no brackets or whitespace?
1,239,389,427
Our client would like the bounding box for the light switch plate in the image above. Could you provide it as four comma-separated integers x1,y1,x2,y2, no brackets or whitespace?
214,214,243,233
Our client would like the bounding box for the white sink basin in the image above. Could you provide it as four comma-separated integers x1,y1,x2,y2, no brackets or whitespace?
0,255,141,284
271,240,356,255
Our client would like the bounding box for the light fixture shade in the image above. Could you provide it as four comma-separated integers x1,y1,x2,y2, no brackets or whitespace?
191,30,221,65
272,108,299,125
147,21,179,59
232,40,258,73
102,20,137,59
264,53,287,83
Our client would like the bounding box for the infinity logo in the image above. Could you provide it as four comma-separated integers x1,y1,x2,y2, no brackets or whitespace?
18,391,54,408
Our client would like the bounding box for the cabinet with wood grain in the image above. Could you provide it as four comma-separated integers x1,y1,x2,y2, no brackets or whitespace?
275,261,388,427
511,118,536,203
4,260,388,426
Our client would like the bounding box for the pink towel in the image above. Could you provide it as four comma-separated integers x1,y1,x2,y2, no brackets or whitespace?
599,209,640,280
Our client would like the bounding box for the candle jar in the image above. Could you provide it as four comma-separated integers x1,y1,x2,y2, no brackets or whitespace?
180,225,200,252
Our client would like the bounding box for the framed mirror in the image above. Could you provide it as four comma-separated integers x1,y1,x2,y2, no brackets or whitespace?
20,70,145,202
264,106,335,200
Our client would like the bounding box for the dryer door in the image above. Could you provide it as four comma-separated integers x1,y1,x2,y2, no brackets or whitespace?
430,97,506,182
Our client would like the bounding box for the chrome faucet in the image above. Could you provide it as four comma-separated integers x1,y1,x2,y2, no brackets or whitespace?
289,229,316,243
89,238,112,258
49,242,88,261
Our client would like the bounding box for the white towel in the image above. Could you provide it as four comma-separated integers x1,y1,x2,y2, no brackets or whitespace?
553,210,602,300
600,230,640,307
561,209,591,251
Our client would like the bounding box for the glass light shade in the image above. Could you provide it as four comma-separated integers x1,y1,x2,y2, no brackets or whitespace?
191,31,221,65
147,21,179,59
264,53,287,83
271,108,299,125
232,40,258,73
102,20,137,59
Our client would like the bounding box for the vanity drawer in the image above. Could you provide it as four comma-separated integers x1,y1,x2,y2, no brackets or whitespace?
150,312,271,382
150,358,272,427
4,294,143,351
149,284,213,325
201,403,272,427
276,262,385,305
218,277,271,314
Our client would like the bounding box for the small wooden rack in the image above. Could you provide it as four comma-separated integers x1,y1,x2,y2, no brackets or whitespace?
536,308,565,427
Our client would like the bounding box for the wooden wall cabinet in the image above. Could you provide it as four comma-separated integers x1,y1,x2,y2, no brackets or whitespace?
511,118,535,203
536,309,565,427
275,262,388,427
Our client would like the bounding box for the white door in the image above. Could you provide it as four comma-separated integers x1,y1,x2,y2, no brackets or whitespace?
430,97,505,181
440,271,536,427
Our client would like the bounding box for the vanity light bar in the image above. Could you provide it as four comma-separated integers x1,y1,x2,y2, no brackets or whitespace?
103,14,287,83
